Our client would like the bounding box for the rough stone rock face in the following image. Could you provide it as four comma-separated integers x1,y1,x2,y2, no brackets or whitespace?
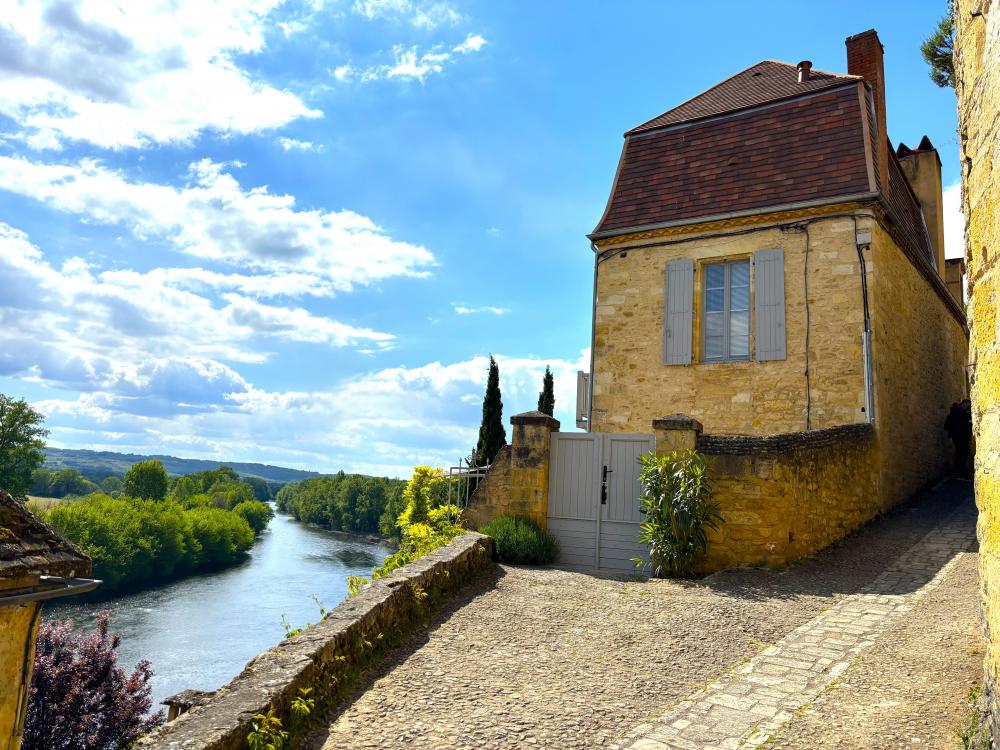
955,0,1000,736
137,532,494,750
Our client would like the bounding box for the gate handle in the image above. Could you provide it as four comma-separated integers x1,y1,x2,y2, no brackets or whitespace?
601,465,611,504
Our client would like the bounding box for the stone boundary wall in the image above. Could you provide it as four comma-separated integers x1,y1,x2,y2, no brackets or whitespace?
698,423,879,570
698,423,873,458
461,445,511,529
138,532,494,750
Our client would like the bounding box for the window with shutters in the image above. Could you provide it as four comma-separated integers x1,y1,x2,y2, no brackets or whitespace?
702,260,750,362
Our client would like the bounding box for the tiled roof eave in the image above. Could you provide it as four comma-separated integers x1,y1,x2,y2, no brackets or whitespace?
588,191,880,242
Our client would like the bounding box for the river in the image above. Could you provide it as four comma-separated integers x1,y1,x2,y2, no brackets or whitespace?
45,507,393,710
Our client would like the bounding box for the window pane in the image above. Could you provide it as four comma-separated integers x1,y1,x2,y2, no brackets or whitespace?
730,261,749,288
705,264,725,289
705,311,725,338
705,336,724,359
706,288,724,312
730,284,749,312
730,310,750,358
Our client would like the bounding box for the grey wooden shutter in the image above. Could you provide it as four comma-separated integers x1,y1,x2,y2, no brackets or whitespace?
664,258,694,365
754,248,786,361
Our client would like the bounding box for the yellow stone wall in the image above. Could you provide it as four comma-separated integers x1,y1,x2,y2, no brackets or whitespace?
591,213,871,436
955,0,1000,735
702,429,879,570
0,602,41,750
461,445,511,529
867,222,969,507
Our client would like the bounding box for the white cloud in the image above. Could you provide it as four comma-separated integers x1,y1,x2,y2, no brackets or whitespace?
0,155,435,292
453,33,486,54
35,349,590,476
278,136,323,151
0,222,396,396
943,180,964,259
338,34,487,84
0,0,322,149
351,0,460,29
451,303,509,315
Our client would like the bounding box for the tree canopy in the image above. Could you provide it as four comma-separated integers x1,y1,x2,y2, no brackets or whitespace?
475,355,507,466
0,394,48,498
123,459,169,501
921,7,955,88
537,366,555,416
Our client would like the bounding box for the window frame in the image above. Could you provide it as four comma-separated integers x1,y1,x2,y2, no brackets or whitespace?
701,259,751,363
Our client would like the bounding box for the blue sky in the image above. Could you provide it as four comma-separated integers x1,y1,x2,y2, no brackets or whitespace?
0,0,963,476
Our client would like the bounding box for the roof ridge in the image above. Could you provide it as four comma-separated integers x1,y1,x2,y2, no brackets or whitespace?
627,60,775,135
627,59,859,135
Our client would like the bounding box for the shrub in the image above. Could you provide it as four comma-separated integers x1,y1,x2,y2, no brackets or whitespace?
633,450,721,577
233,499,274,535
480,515,558,565
44,493,254,592
187,507,255,565
24,613,163,750
347,467,464,596
395,466,445,530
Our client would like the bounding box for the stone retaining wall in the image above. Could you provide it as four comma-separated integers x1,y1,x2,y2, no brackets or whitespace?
138,532,494,750
461,445,511,529
698,424,880,570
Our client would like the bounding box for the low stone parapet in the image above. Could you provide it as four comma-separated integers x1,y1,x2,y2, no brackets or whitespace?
138,532,494,750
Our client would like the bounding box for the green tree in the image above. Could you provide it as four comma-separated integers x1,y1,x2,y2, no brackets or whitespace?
0,394,48,499
474,355,507,466
100,476,124,496
123,460,169,501
921,6,955,88
537,365,555,416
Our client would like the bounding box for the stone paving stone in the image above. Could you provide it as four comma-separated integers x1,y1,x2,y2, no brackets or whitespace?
609,500,977,750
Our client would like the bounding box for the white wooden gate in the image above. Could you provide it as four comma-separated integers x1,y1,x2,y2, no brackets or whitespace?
547,432,654,572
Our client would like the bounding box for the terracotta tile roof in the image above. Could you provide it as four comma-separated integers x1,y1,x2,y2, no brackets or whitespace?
0,490,91,579
628,60,860,134
884,147,935,267
593,85,873,237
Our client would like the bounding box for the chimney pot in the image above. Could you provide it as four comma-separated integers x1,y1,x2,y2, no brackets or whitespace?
797,60,813,82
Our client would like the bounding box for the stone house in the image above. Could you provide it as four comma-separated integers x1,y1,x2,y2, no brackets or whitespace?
0,490,96,750
467,30,968,572
580,29,969,567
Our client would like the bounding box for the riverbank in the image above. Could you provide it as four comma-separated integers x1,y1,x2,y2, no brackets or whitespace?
44,510,392,708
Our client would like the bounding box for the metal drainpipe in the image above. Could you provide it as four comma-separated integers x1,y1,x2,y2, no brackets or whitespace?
587,241,600,432
853,215,875,424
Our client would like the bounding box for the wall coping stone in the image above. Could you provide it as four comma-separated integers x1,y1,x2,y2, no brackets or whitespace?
138,531,494,750
698,422,874,457
510,411,560,429
653,414,704,433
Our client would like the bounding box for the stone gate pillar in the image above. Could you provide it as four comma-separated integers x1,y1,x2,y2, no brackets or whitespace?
652,414,703,455
508,411,560,528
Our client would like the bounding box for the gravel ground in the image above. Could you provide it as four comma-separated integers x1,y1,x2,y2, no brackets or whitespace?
305,482,972,750
767,549,983,750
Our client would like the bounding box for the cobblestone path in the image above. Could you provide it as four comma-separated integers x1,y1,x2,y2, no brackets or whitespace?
305,482,977,750
611,496,977,750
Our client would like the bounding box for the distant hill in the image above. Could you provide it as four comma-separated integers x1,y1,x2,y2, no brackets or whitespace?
43,447,322,485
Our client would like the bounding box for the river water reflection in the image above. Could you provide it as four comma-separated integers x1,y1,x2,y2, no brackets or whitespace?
46,507,392,709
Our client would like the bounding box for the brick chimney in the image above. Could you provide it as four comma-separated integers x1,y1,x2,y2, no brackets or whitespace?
846,29,888,191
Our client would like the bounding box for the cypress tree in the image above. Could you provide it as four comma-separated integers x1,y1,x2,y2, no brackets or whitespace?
475,355,507,466
537,366,555,416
